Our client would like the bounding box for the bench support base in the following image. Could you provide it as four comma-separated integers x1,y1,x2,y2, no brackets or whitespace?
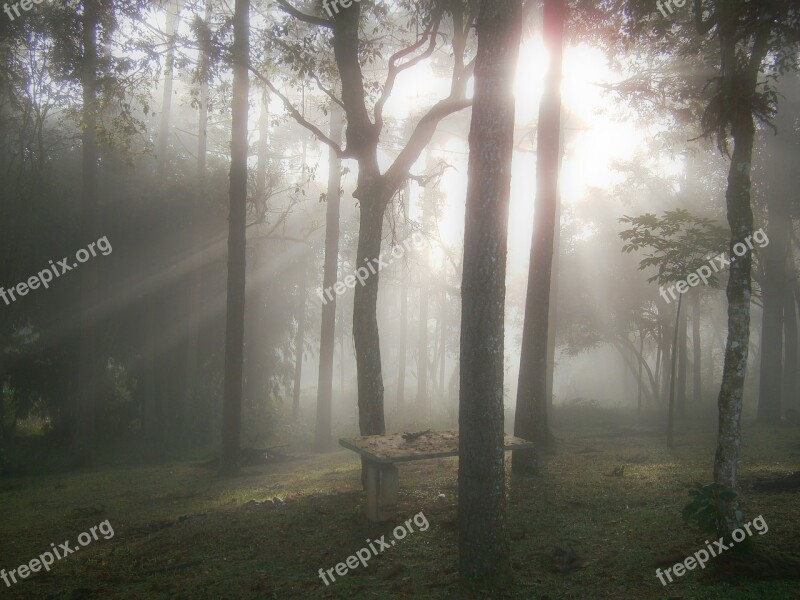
364,461,398,522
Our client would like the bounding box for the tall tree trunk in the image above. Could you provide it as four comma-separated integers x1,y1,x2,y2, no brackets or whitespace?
155,0,184,178
417,162,432,413
315,101,344,450
75,0,100,467
545,184,562,418
339,285,345,397
677,295,688,418
220,0,249,475
184,0,211,445
353,186,388,436
314,1,473,440
396,180,410,412
757,172,787,424
439,286,447,396
783,235,798,414
712,9,768,530
144,0,184,445
637,333,644,415
660,322,672,403
512,0,564,473
692,288,702,408
654,333,662,393
242,92,271,436
667,295,682,448
458,0,521,580
292,256,307,421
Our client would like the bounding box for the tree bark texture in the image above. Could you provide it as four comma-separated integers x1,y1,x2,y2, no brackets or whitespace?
220,0,249,475
512,0,564,472
458,0,521,580
315,102,344,450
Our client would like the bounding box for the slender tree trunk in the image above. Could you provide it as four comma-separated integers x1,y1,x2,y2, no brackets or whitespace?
417,174,431,413
512,0,564,473
242,91,271,435
667,295,682,448
615,341,657,405
184,0,211,445
661,323,672,403
545,184,562,417
637,334,644,415
417,282,429,412
677,295,688,418
220,0,249,475
692,288,702,409
292,256,307,421
783,234,798,413
339,285,345,398
712,11,767,529
458,0,521,580
145,0,183,445
75,0,100,467
315,101,343,450
155,0,184,178
654,334,662,394
757,181,786,425
439,287,447,396
396,181,410,412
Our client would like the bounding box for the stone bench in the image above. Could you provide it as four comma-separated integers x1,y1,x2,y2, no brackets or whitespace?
339,430,534,522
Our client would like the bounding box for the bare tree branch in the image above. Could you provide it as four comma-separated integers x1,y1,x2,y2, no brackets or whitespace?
265,32,346,109
375,10,443,131
275,0,333,29
384,96,473,193
249,65,346,158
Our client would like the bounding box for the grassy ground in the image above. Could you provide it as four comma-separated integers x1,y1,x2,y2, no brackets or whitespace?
1,423,799,599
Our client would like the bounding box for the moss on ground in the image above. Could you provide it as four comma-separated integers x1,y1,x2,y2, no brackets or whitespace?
0,425,798,599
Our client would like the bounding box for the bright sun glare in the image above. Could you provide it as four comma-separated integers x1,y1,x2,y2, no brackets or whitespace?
330,35,646,277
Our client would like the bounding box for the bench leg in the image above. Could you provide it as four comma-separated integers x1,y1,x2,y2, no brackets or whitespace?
364,461,398,522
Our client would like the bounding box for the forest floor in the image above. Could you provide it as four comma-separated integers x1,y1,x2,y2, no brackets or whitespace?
1,421,800,599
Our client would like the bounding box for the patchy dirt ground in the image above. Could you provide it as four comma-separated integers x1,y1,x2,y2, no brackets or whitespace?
1,424,799,599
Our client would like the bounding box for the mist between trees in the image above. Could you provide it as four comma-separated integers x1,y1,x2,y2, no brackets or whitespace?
1,0,799,596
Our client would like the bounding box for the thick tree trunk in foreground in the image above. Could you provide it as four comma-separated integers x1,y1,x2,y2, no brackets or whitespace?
512,0,564,473
458,0,521,580
220,0,249,475
353,186,387,436
714,110,756,530
315,102,344,450
75,0,100,467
